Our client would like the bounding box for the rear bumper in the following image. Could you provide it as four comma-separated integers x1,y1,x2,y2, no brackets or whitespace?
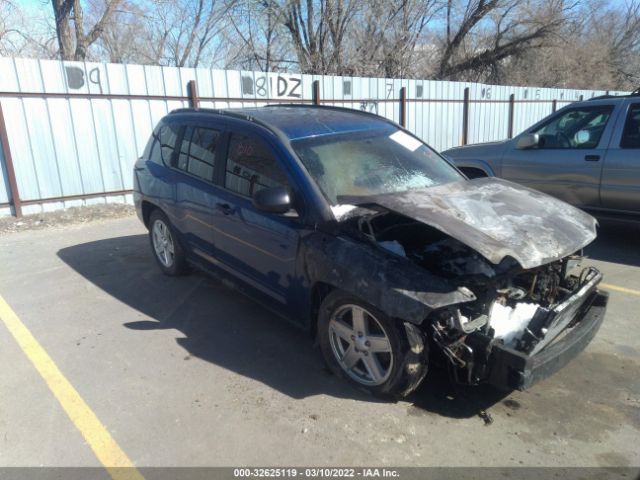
487,290,608,390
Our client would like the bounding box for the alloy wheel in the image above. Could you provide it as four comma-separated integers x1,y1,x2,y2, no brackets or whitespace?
328,304,394,386
152,219,175,268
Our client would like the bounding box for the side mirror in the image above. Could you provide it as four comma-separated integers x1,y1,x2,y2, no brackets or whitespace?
252,186,292,214
516,133,540,150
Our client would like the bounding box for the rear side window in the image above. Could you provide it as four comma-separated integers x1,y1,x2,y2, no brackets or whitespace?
175,127,220,181
532,105,613,149
224,134,290,197
149,124,181,165
621,104,640,149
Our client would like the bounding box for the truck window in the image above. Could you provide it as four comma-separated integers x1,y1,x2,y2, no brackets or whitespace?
621,104,640,149
532,106,613,149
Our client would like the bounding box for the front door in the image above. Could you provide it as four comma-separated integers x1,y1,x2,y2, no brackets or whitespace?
502,104,615,208
211,131,302,306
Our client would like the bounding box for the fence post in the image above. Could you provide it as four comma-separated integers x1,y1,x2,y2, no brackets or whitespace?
312,80,321,105
462,87,470,145
399,86,407,128
187,80,199,108
552,100,557,113
0,102,22,218
507,94,515,139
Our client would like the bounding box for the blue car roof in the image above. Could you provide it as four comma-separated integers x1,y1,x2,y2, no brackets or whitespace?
225,106,395,140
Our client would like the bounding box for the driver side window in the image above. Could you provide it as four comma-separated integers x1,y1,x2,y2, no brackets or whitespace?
532,105,613,149
224,133,290,197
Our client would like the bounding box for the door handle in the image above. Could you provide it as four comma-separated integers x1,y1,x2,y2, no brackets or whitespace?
215,203,235,215
584,155,600,162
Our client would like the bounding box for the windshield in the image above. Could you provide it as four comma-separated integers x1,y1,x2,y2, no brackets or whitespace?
291,128,463,204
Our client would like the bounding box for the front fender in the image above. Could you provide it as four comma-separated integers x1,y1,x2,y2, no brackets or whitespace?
301,232,476,325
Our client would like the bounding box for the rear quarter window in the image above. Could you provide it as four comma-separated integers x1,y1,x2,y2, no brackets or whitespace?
148,123,181,165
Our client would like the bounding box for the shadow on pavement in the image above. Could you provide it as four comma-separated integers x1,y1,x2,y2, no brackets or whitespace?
585,221,640,267
58,233,508,419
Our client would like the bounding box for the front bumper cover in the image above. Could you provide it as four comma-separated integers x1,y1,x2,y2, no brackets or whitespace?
487,289,608,390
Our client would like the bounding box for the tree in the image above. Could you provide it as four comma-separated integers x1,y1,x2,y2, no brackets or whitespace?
0,0,19,55
139,0,232,67
271,0,359,75
92,0,154,63
226,0,290,71
350,0,440,78
50,0,122,60
503,0,640,90
434,0,567,81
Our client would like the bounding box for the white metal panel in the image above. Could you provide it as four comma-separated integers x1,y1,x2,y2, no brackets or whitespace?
22,98,62,198
0,56,632,216
0,57,19,91
38,59,66,93
68,98,104,193
91,98,123,191
0,144,9,203
46,97,83,195
14,58,44,92
111,99,140,188
2,97,39,200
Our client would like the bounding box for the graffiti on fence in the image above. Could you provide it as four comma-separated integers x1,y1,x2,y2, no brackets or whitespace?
64,66,104,93
359,101,378,114
241,73,302,99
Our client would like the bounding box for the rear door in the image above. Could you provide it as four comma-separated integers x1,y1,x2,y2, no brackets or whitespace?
600,102,640,213
170,121,225,257
501,104,616,207
210,128,304,307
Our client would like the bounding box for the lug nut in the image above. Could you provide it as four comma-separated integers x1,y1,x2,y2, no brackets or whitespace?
365,340,371,347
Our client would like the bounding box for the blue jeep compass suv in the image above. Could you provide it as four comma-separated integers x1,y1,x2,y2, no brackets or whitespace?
134,105,608,397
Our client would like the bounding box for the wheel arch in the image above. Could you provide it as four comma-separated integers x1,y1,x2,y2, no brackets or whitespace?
457,161,494,179
141,200,160,228
309,281,336,338
301,233,476,328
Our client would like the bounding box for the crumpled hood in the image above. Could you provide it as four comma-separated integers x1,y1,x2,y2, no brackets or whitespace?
339,177,598,269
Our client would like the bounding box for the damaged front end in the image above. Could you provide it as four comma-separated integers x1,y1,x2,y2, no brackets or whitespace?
428,256,606,389
336,178,608,390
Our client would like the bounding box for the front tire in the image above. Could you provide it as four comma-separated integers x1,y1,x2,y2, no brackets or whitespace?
318,291,428,398
148,209,188,276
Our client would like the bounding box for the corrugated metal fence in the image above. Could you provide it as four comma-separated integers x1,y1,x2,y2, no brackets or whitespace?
0,57,628,217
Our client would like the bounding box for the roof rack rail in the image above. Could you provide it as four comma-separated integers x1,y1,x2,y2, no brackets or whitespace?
588,89,640,101
169,107,285,138
588,94,616,101
262,102,390,122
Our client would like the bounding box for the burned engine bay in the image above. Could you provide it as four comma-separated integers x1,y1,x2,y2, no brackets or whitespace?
338,206,601,385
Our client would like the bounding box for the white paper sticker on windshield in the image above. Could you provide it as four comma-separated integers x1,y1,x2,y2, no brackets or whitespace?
389,130,422,152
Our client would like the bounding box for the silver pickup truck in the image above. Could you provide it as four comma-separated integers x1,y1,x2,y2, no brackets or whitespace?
443,91,640,220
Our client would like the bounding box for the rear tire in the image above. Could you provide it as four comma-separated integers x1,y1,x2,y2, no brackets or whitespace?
148,209,189,276
317,290,428,398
